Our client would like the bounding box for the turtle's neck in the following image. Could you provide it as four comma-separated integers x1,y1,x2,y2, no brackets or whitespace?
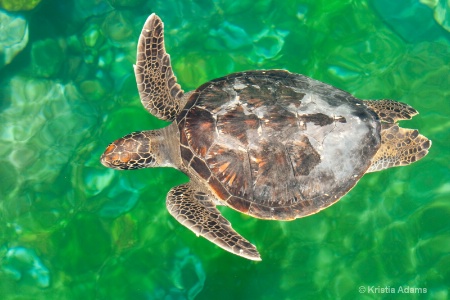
157,122,183,169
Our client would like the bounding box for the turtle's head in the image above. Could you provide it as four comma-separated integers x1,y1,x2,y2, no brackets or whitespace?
101,131,158,170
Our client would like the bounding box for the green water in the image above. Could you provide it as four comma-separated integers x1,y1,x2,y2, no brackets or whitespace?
0,0,449,299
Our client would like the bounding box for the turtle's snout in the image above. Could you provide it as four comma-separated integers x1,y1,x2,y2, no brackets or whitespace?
100,133,156,170
100,142,129,169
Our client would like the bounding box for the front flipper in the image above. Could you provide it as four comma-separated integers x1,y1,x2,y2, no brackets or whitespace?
134,13,184,121
166,183,261,261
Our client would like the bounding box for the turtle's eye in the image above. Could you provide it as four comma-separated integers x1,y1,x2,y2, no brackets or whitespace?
112,160,122,166
111,159,137,170
101,152,134,170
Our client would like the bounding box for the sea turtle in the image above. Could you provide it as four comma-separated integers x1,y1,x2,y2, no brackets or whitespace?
100,13,431,260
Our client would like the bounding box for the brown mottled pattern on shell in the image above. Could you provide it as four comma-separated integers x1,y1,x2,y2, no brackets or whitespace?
264,105,298,132
286,136,321,176
191,156,211,180
185,107,215,156
207,176,231,200
206,144,252,198
217,106,260,146
177,70,381,220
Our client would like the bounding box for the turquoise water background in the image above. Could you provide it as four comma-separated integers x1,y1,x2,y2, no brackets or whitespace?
0,0,449,299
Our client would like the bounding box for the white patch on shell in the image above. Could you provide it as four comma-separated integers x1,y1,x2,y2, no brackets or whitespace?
212,114,220,136
234,83,247,90
257,125,262,136
298,120,306,130
299,93,314,109
288,86,304,94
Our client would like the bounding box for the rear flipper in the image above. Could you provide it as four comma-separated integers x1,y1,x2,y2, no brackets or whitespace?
363,99,418,123
367,123,431,172
166,183,261,261
363,99,431,172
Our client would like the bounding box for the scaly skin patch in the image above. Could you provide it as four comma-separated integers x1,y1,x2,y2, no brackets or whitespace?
364,99,418,123
166,183,261,261
363,99,431,172
367,123,431,172
134,14,184,121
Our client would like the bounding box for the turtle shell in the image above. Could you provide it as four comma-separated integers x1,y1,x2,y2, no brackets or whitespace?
177,70,381,220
